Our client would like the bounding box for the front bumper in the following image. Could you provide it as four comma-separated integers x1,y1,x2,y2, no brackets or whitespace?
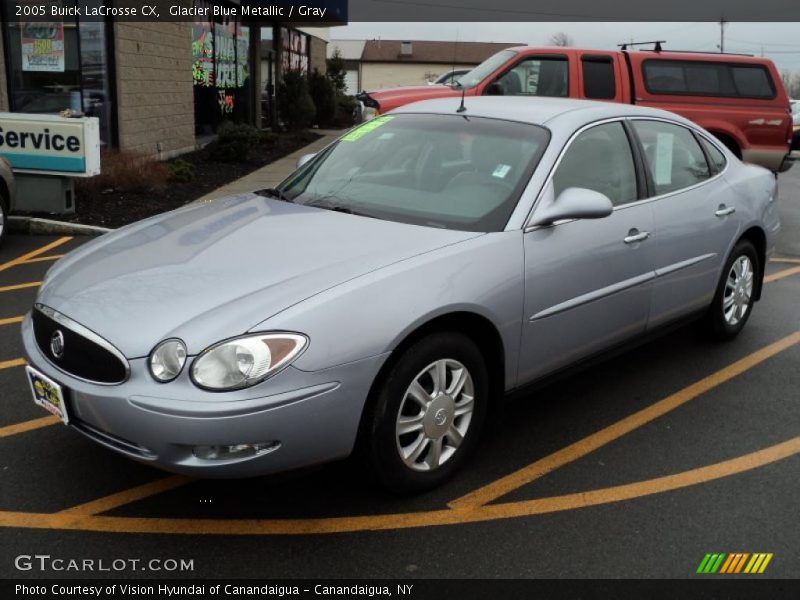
21,314,387,477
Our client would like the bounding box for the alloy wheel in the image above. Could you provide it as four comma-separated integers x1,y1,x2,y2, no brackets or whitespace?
395,358,475,472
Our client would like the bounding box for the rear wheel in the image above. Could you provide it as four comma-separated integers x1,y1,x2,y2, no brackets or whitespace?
363,332,488,493
706,240,758,340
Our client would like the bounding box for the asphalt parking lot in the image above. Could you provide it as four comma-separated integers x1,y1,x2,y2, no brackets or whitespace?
1,169,799,580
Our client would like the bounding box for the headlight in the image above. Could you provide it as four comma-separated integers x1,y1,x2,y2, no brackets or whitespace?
191,333,307,391
149,338,187,382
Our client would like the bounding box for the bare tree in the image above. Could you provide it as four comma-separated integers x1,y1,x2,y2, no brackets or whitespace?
549,32,574,47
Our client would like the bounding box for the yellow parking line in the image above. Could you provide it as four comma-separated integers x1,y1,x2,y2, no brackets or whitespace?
770,257,800,265
56,476,191,517
449,330,800,509
0,416,59,439
764,266,800,283
0,281,41,293
0,237,72,273
0,316,23,327
0,358,26,370
22,254,64,264
0,436,797,535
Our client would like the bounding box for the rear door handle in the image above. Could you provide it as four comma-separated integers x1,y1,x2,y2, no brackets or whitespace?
624,230,650,244
715,206,736,217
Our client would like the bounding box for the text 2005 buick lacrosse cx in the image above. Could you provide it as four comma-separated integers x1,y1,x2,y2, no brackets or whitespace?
23,97,779,492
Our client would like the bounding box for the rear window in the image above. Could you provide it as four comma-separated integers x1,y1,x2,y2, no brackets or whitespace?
582,56,616,100
642,59,776,99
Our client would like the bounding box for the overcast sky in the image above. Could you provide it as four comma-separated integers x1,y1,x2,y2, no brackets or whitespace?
331,22,800,71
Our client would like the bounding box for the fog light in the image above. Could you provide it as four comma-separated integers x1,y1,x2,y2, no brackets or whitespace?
193,442,280,461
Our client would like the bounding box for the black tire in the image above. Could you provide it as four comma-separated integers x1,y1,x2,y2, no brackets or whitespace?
0,192,7,248
363,331,489,494
706,240,759,340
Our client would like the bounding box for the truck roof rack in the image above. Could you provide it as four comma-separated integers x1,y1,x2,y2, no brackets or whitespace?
618,40,754,57
618,40,665,51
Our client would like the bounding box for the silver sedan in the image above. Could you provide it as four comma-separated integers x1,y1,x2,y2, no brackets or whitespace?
21,97,780,492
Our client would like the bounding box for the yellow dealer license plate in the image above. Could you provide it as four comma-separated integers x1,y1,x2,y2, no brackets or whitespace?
26,366,69,425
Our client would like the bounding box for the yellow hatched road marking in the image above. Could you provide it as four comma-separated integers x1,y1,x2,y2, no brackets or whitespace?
758,554,773,573
22,254,65,264
764,266,800,283
0,237,72,273
0,416,59,439
450,330,800,509
0,358,26,370
56,476,191,517
0,281,41,293
0,316,23,327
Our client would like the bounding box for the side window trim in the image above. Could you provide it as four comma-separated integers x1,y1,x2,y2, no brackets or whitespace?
621,119,651,200
695,133,729,176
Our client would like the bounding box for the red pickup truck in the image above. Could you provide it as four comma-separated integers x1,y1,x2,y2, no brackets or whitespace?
357,47,795,172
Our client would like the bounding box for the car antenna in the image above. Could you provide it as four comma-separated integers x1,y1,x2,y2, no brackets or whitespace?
457,84,467,113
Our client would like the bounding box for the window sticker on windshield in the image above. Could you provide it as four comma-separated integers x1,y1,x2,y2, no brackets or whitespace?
492,164,511,178
341,116,395,142
654,132,674,186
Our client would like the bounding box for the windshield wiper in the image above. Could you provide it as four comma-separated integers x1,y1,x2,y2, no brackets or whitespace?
255,187,294,203
305,199,374,219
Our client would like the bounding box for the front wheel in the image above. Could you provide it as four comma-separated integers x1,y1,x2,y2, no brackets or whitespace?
706,240,758,340
363,332,488,493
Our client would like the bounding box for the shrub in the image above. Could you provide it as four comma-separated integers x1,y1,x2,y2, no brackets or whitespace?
209,121,264,162
326,47,347,96
75,150,169,199
334,95,358,128
168,158,195,183
277,70,316,131
309,68,336,127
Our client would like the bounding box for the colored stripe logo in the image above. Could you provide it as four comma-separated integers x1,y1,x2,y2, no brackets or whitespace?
697,553,773,574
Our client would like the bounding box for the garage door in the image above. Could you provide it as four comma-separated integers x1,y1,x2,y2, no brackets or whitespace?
344,70,359,95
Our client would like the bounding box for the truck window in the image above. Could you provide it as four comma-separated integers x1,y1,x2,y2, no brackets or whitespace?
642,60,776,99
582,56,616,100
493,57,568,97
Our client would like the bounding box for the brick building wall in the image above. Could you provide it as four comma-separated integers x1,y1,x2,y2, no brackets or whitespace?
309,36,328,75
0,27,8,112
114,21,195,158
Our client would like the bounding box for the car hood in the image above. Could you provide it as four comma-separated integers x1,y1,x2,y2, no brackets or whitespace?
367,85,463,111
38,194,481,358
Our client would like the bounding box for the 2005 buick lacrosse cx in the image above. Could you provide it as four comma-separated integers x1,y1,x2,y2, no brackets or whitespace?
22,97,779,492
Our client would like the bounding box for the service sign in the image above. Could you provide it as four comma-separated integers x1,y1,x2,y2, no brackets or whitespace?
0,112,100,177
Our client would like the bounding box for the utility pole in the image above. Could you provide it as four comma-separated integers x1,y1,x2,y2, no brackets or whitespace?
719,18,726,53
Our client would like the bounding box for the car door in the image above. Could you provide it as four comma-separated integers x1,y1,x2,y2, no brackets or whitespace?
518,120,656,384
629,119,740,329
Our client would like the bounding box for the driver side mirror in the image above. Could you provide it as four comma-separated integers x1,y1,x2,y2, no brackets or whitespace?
485,82,505,96
296,153,316,169
529,187,613,227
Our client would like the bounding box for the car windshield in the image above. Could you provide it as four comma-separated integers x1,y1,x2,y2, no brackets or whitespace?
278,113,549,232
455,50,517,89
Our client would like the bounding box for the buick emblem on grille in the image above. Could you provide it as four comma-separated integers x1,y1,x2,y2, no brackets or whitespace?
50,330,65,359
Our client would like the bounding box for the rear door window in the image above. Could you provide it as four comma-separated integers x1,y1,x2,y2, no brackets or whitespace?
581,56,616,100
643,60,776,99
632,121,711,195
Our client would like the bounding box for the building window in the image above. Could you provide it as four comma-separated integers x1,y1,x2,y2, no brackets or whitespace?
281,28,308,73
1,0,114,146
192,1,254,137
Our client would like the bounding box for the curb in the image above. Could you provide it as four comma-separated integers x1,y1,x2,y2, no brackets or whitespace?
9,216,113,236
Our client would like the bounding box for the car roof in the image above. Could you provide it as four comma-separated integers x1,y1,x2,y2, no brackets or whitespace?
390,96,696,129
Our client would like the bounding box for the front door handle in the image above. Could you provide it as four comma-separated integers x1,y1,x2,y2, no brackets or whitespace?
624,230,650,244
715,205,736,217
